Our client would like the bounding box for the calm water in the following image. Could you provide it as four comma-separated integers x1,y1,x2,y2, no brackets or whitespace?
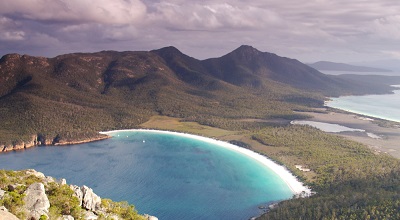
326,89,400,123
0,131,293,219
291,120,365,133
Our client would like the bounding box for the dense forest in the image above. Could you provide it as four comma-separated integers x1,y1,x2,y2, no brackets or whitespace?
253,126,400,220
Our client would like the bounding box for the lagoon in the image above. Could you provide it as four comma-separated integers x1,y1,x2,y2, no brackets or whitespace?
0,130,302,219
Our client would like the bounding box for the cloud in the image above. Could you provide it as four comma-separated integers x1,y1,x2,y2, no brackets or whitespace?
369,15,400,40
0,31,25,41
147,2,282,30
0,0,399,63
0,0,147,25
381,50,400,59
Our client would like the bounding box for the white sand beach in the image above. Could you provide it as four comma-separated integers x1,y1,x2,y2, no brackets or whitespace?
100,129,311,196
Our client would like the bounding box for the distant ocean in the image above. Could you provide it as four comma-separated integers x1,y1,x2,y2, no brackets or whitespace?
326,87,400,123
320,70,400,76
0,131,293,220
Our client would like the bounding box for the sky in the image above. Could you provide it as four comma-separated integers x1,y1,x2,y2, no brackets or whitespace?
1,0,399,63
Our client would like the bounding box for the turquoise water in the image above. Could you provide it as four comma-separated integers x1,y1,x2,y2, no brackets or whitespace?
326,89,400,123
0,131,293,219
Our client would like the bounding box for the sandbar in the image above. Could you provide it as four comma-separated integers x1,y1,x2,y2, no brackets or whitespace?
100,129,311,196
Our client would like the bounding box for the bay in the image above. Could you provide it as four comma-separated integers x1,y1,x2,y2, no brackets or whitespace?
326,88,400,123
0,130,294,219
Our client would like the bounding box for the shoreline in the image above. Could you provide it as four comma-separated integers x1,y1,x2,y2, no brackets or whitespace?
1,135,111,153
324,88,400,124
53,135,111,146
100,129,311,197
295,109,400,158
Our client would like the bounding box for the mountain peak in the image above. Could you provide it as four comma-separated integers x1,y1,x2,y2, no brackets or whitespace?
223,45,262,61
233,45,261,54
152,46,183,55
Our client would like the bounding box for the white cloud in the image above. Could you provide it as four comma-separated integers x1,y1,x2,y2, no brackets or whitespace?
0,0,147,25
0,31,25,41
369,15,400,40
147,2,282,30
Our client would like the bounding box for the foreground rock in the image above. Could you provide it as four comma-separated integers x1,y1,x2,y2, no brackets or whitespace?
0,169,153,220
70,185,102,213
0,206,19,220
23,183,50,219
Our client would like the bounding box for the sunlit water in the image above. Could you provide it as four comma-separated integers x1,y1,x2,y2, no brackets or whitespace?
0,131,293,219
326,88,400,123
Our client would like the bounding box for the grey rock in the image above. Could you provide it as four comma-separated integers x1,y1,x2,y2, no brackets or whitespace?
70,185,83,206
144,214,159,220
44,176,56,184
25,169,46,179
0,209,19,220
0,189,5,199
81,185,102,212
24,169,55,184
23,182,50,220
83,210,98,220
59,178,67,185
62,215,75,220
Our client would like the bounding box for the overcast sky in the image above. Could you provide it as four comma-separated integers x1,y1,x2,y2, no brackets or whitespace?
1,0,399,63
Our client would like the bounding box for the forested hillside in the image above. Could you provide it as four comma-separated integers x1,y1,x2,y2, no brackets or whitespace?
1,46,397,148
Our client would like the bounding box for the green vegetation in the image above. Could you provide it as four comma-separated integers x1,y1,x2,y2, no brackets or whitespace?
0,49,323,147
0,170,145,220
47,183,82,219
252,125,400,220
101,199,145,220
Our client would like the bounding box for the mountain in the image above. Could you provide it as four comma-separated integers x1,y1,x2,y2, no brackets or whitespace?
1,45,399,147
350,59,400,72
202,46,360,93
308,61,392,72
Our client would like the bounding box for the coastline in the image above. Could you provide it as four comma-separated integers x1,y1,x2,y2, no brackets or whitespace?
295,109,400,158
53,135,111,146
100,129,311,197
1,135,111,153
324,88,400,124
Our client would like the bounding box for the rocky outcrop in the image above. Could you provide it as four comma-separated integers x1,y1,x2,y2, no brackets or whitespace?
62,215,74,220
1,135,38,152
25,169,46,179
0,169,157,220
0,206,19,220
2,144,15,152
1,134,110,153
0,189,5,199
23,183,50,219
53,135,111,146
81,185,102,212
71,185,101,212
70,185,84,206
84,211,98,220
145,214,159,220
